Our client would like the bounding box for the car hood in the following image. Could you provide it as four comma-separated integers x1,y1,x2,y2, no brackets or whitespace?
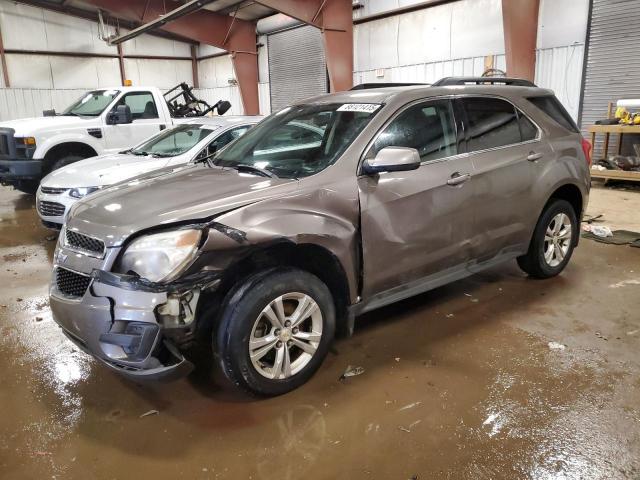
41,153,177,189
67,164,299,246
0,115,95,136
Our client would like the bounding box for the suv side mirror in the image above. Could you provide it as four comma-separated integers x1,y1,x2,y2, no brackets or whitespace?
107,105,132,125
362,147,421,175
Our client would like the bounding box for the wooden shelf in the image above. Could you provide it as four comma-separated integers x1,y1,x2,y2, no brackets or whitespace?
587,125,640,134
591,168,640,182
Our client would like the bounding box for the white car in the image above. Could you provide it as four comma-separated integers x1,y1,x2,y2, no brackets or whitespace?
36,116,261,228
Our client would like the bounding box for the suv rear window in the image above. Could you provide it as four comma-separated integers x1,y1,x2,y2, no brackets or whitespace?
527,95,579,133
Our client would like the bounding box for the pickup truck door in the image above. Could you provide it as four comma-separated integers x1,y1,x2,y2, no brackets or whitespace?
358,98,475,302
103,91,167,152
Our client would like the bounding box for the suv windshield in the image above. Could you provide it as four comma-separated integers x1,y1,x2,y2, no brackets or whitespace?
131,124,216,157
63,90,120,117
214,103,381,178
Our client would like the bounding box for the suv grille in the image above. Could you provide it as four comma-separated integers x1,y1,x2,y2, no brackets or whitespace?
65,230,105,255
40,186,68,195
55,267,91,298
38,201,66,217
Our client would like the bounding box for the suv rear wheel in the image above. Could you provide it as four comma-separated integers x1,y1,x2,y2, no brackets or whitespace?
216,268,335,396
517,198,578,278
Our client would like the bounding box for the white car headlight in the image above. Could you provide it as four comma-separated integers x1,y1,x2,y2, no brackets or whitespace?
118,229,202,283
70,186,101,198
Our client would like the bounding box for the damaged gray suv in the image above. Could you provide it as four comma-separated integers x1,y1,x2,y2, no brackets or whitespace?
50,78,591,396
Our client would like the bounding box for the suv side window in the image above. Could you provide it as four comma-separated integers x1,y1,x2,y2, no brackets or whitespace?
518,112,538,142
115,92,158,120
371,99,457,161
461,97,522,151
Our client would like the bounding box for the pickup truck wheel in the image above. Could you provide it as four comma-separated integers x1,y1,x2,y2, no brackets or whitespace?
14,180,39,195
216,268,335,397
517,199,578,279
50,154,84,172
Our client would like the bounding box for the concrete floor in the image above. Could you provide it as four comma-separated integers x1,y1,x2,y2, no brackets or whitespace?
0,184,639,480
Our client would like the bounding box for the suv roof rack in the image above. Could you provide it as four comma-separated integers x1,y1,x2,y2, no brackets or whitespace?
432,77,537,87
350,82,428,90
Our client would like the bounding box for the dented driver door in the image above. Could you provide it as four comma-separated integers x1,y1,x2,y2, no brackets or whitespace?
357,98,476,303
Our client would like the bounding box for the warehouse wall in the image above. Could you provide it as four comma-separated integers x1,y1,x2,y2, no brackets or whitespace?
534,0,589,122
0,0,220,120
353,0,506,84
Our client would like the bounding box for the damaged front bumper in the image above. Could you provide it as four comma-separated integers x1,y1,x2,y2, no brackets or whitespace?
50,269,219,381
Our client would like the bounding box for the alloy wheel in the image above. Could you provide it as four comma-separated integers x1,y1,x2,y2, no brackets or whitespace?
543,212,572,267
249,292,323,380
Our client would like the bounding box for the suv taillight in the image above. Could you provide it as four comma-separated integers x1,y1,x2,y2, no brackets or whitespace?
581,138,592,166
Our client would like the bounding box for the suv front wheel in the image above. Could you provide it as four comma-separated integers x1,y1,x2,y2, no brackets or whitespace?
517,198,578,278
216,268,335,396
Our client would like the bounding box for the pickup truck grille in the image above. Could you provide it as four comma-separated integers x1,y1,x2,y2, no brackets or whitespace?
0,134,8,156
65,230,105,256
40,186,68,195
55,267,91,298
38,201,66,217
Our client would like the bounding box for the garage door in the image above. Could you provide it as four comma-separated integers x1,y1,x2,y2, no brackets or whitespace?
580,0,640,158
268,25,328,112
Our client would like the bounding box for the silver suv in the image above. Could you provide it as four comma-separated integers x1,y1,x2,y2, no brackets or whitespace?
49,78,591,396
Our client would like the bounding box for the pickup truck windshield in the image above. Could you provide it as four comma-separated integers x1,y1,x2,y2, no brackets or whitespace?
214,103,381,178
131,124,216,157
63,90,120,117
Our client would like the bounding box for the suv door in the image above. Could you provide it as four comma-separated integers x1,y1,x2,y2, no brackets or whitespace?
358,98,475,300
458,96,551,264
103,91,164,152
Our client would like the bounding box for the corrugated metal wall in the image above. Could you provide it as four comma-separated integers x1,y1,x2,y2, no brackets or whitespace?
267,25,327,113
580,0,640,159
354,55,506,84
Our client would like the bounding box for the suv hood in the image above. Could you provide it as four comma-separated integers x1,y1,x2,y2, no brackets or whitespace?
68,164,298,246
0,116,94,136
41,153,174,189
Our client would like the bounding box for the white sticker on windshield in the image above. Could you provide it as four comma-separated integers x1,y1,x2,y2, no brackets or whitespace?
337,103,381,113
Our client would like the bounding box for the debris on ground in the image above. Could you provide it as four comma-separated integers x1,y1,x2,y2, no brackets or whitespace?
139,409,159,418
609,279,640,289
446,313,455,318
34,317,42,322
395,357,401,362
627,330,638,336
16,298,22,302
582,213,604,224
582,224,613,237
582,227,640,246
45,235,56,242
398,401,422,411
548,341,566,350
339,365,365,380
595,331,608,341
398,420,421,433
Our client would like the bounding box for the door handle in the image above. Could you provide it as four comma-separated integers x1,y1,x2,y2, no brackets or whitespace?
447,172,471,186
527,152,543,162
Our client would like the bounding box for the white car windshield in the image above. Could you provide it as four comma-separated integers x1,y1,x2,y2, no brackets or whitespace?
213,103,381,179
130,124,216,158
63,90,120,117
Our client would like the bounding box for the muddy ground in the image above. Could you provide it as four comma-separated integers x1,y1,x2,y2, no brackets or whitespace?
0,184,639,480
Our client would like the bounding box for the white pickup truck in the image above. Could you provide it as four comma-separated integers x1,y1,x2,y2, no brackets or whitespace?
0,85,230,193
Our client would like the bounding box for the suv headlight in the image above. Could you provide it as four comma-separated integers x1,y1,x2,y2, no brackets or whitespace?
70,186,101,198
117,229,202,283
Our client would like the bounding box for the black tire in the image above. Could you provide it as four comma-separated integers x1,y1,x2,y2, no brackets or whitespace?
216,268,335,397
517,198,578,279
14,180,39,195
50,154,84,172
